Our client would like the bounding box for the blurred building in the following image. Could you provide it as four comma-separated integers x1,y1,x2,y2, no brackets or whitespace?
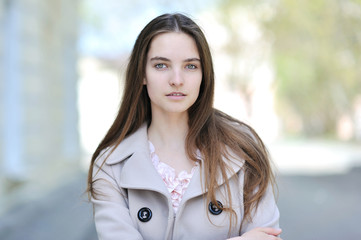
0,0,80,214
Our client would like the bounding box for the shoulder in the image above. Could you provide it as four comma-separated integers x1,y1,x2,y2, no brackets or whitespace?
94,123,149,166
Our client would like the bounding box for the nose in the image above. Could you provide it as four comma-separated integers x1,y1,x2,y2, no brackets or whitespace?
169,69,184,87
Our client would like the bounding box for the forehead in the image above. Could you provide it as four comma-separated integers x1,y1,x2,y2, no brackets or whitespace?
147,32,199,59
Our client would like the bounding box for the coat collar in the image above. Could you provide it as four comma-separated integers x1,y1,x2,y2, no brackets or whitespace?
105,123,149,165
182,151,244,203
104,123,244,199
103,123,169,196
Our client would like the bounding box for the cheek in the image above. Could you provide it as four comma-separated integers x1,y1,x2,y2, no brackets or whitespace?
145,80,159,102
194,74,202,93
146,83,154,98
190,76,202,103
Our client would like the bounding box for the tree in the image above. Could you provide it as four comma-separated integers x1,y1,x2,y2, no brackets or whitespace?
215,0,273,118
266,0,361,137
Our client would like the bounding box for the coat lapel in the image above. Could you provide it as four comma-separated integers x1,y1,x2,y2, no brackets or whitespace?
105,123,169,196
103,122,244,202
181,151,244,203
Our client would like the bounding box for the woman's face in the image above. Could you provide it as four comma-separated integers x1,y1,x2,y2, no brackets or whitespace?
144,32,202,118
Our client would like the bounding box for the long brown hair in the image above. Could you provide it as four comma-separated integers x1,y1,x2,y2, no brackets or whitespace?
87,13,275,232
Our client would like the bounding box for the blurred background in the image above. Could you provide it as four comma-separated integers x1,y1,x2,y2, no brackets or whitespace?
1,0,361,239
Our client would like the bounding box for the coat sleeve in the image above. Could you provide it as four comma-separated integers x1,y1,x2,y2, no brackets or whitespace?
91,158,143,240
240,185,280,235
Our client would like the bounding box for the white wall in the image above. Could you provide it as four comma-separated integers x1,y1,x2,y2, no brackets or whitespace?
0,0,80,213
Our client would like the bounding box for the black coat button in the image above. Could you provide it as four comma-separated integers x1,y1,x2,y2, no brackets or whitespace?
208,201,223,215
138,207,152,222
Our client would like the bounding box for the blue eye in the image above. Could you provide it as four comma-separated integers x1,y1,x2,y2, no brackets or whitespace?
186,64,197,69
155,63,167,69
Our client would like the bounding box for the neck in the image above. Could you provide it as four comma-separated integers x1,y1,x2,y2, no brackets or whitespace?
148,113,189,149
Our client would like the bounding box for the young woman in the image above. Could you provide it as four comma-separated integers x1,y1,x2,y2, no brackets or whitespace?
88,13,281,240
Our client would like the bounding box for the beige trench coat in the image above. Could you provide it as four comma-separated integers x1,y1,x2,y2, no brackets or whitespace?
91,123,279,240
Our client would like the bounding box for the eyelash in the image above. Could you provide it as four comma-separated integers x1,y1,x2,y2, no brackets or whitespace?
186,64,197,69
154,63,198,70
155,63,167,69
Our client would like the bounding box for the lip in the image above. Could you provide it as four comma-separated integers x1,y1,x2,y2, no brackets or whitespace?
166,92,186,97
166,92,186,100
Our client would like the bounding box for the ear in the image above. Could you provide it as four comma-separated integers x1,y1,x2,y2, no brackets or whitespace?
143,78,147,85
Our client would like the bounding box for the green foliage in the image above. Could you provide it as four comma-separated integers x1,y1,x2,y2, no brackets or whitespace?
215,0,361,138
267,0,361,136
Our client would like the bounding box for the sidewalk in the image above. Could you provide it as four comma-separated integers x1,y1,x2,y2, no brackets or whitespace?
277,166,361,240
0,172,97,240
271,139,361,239
269,139,361,175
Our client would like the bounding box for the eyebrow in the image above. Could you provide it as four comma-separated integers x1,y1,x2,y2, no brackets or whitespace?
150,56,170,62
184,58,201,62
150,56,201,62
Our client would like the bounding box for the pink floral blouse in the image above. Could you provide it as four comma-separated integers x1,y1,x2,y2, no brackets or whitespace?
148,141,199,213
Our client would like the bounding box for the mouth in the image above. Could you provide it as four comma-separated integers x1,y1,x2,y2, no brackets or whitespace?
166,92,186,96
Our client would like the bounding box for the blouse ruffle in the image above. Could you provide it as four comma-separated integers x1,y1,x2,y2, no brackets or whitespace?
149,141,198,213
